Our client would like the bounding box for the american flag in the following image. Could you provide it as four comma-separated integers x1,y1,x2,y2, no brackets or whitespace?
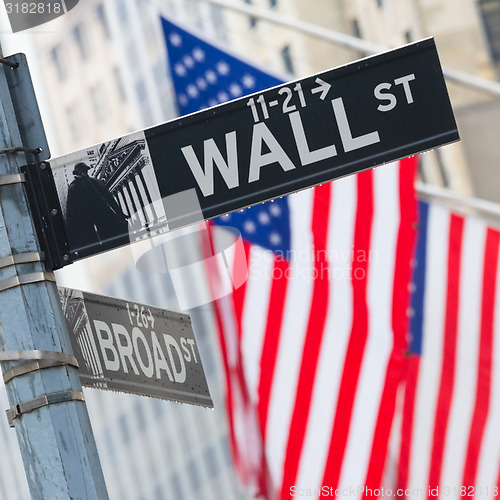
207,160,417,500
162,17,282,116
398,200,500,497
161,15,499,500
161,15,417,499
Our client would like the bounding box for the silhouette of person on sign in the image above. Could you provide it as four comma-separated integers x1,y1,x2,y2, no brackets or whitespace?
65,162,130,257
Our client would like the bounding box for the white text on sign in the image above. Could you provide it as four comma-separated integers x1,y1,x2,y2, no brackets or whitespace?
93,319,198,384
181,73,417,197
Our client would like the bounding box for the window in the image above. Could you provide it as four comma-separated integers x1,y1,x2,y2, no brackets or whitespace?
220,435,233,467
244,0,257,28
141,105,154,127
113,67,126,102
135,78,153,124
103,428,115,457
66,103,82,142
153,60,166,87
170,473,184,499
203,446,219,478
154,485,164,500
159,88,175,121
281,45,294,75
187,460,201,492
73,25,89,60
478,0,500,62
96,3,110,38
135,78,147,102
352,18,361,39
434,148,449,187
135,400,146,428
90,84,106,121
117,0,129,26
50,46,66,80
143,19,157,49
200,341,214,376
161,434,172,461
119,414,130,443
376,0,383,7
154,397,166,419
269,0,278,6
351,19,365,57
404,30,412,43
127,41,138,67
211,4,227,41
175,408,192,451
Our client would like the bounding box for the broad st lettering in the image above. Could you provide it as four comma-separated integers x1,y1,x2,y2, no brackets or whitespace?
93,319,198,383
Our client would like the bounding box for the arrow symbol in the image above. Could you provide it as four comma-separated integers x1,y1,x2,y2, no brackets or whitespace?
311,78,331,100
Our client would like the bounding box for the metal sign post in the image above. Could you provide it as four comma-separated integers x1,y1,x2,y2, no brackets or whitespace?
0,53,108,498
26,38,459,267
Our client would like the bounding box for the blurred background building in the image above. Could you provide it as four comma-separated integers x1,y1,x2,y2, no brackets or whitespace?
19,0,500,202
218,0,500,200
1,0,500,498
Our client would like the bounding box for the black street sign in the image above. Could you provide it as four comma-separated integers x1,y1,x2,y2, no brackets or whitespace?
59,288,213,407
30,38,458,265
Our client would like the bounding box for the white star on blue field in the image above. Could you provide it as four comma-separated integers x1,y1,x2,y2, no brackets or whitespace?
162,17,291,254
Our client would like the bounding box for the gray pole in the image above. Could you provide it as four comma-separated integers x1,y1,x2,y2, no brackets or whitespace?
0,52,108,498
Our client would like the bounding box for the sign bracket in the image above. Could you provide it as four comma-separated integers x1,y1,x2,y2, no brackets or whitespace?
21,162,71,270
6,390,85,428
0,173,26,186
1,350,82,426
0,348,78,364
3,357,80,385
0,271,56,293
0,350,80,385
0,251,44,269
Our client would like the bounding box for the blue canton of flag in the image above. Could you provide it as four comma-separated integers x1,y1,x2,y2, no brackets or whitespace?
161,16,291,255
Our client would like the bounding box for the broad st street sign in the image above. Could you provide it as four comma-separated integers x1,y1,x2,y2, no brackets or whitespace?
59,288,213,407
26,38,458,266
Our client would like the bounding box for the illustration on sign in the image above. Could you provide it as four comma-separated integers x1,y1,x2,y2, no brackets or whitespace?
59,287,213,407
42,38,458,265
51,131,166,259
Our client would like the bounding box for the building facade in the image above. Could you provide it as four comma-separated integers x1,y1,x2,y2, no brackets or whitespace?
221,0,500,198
29,0,500,199
2,0,500,497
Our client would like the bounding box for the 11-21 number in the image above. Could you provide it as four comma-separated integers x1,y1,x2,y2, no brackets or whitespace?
247,83,306,122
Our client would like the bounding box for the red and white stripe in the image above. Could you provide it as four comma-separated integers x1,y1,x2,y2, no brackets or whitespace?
213,157,417,499
399,203,500,499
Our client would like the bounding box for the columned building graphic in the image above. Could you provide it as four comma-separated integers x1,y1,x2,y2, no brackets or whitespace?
60,288,107,386
93,138,164,231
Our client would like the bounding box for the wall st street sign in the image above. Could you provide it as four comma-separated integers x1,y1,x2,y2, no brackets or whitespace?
25,38,458,266
60,288,213,407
